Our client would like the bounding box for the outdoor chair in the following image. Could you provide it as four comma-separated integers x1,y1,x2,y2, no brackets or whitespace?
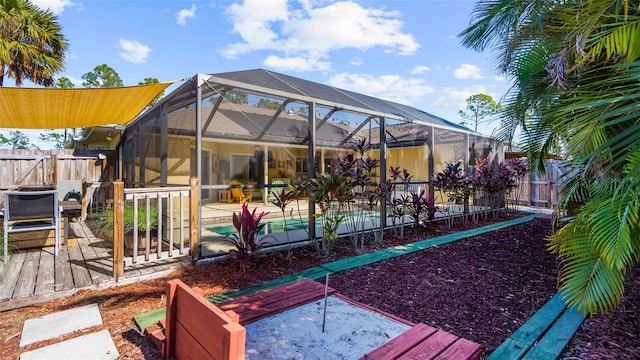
268,178,289,202
227,180,253,204
3,190,61,262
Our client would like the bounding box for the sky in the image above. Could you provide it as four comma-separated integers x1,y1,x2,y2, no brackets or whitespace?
4,0,510,148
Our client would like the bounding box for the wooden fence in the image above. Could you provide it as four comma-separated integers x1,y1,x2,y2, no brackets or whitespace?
0,149,116,250
0,149,115,189
507,159,568,208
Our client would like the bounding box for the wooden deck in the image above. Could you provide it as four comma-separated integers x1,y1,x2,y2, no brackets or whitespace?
0,221,190,312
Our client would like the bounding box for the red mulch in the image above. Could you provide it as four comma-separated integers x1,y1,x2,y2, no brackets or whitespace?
0,212,638,359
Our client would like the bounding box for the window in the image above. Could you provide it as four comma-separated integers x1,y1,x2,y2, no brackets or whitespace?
296,157,308,173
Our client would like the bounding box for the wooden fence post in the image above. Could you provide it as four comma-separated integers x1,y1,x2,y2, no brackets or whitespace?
51,154,57,186
81,178,88,220
113,180,124,280
190,177,200,262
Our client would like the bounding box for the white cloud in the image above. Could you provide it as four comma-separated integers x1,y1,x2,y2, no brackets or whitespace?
432,85,489,108
454,64,484,80
328,72,435,105
349,57,363,66
30,0,75,14
119,39,152,64
223,0,419,71
411,65,430,74
177,4,196,25
264,55,331,72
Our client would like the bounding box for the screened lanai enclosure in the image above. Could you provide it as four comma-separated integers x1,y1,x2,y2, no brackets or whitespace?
121,69,501,258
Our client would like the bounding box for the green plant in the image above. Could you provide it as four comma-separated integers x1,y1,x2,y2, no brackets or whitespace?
432,161,471,227
406,189,438,230
270,187,295,261
92,201,159,239
340,138,380,252
226,203,270,272
309,173,351,258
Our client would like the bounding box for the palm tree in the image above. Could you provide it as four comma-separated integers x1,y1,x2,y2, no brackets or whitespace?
0,0,68,86
460,0,640,316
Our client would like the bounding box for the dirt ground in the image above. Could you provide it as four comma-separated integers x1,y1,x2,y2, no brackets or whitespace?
0,212,638,359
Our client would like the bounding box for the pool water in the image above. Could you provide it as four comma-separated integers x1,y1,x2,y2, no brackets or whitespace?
208,212,382,237
208,217,310,236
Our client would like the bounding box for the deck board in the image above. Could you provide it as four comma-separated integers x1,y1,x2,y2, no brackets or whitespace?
75,227,110,284
0,251,26,300
68,244,93,288
12,249,41,298
218,279,336,325
54,246,74,292
34,248,55,296
0,220,189,312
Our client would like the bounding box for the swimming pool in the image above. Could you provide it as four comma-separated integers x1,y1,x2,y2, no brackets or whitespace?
207,217,310,236
207,212,382,237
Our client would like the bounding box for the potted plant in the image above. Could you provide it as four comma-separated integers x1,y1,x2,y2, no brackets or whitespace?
90,201,159,251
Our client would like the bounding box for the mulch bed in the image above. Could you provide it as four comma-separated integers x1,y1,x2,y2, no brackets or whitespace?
0,212,638,359
330,218,559,355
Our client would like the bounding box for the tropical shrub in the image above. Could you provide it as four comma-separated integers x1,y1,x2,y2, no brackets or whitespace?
309,173,350,258
405,189,438,230
226,203,269,272
432,161,471,227
269,187,295,261
506,158,529,212
340,138,380,252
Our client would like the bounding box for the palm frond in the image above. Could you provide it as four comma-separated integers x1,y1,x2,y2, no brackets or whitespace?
586,17,640,62
548,221,626,316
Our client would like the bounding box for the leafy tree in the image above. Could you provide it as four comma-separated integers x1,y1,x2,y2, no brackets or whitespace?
9,131,36,149
38,127,81,149
0,0,68,86
458,94,501,132
55,76,74,88
0,132,9,146
257,98,281,110
81,64,123,88
460,0,640,316
225,90,248,104
37,131,64,149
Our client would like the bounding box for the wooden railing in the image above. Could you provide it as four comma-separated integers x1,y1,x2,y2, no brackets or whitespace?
113,178,200,280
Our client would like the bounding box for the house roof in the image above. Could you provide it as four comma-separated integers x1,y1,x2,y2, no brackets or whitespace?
203,69,471,132
160,103,353,147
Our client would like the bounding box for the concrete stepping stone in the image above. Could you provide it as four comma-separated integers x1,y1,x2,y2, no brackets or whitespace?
20,303,103,347
20,329,118,360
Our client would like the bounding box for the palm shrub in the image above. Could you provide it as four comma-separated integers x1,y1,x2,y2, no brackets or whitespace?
226,203,269,272
460,0,640,314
